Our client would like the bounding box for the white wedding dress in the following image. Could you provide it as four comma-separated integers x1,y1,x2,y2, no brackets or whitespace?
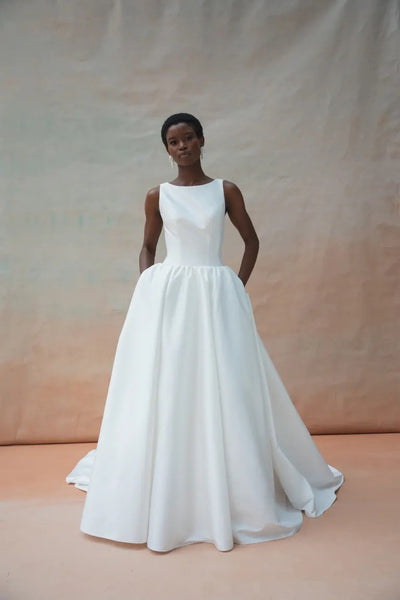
66,178,343,552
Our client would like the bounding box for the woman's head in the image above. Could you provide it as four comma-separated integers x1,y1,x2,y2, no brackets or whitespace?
161,113,203,149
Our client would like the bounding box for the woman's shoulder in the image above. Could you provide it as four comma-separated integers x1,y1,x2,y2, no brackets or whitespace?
144,186,160,214
145,185,160,201
222,179,243,197
145,181,176,197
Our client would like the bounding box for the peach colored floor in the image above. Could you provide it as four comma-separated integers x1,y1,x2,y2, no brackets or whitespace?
1,434,399,600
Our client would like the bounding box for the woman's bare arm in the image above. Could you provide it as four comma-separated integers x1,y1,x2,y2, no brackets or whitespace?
139,186,163,274
223,180,259,287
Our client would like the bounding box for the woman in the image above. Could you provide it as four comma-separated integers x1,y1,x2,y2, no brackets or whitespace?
140,114,259,287
67,113,343,553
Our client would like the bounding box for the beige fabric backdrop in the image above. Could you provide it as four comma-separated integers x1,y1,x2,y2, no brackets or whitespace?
1,0,399,443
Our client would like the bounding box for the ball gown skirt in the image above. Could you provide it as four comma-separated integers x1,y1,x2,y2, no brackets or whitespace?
66,179,344,552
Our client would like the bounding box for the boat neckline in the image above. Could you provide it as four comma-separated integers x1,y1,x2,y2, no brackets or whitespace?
165,179,217,188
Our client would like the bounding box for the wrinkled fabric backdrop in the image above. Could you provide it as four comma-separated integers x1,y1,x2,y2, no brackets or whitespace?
1,0,399,443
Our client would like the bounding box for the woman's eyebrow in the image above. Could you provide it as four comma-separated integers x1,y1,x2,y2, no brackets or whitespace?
167,130,193,142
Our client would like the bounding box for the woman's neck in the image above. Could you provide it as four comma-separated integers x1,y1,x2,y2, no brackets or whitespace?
172,164,211,187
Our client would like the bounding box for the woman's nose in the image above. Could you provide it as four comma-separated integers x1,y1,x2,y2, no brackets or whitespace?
178,140,187,149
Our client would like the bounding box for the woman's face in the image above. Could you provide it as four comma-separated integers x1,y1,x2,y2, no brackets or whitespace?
165,122,204,166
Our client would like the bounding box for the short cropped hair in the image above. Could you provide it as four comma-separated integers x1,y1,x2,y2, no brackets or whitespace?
161,113,204,148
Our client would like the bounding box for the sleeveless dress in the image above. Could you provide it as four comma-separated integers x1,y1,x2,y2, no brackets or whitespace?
66,178,344,552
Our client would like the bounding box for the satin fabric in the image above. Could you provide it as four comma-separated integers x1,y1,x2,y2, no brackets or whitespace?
66,179,343,552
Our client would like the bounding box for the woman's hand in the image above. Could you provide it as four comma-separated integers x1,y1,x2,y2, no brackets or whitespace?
224,181,259,287
139,187,163,273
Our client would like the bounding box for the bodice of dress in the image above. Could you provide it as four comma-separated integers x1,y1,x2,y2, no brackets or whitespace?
159,179,225,266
